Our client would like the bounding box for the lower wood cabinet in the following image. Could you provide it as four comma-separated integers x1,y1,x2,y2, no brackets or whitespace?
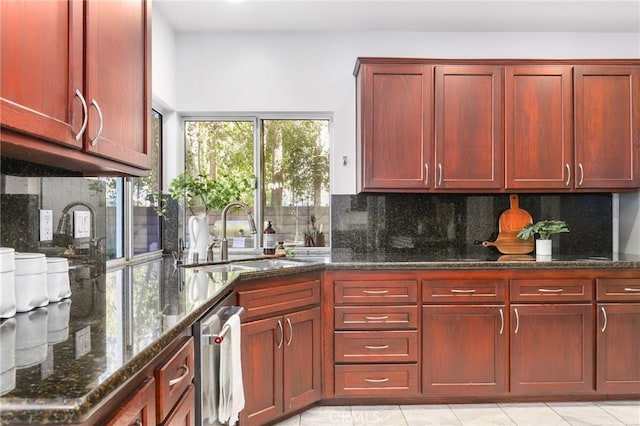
422,305,506,396
106,377,156,426
238,273,322,426
596,277,640,394
510,304,594,395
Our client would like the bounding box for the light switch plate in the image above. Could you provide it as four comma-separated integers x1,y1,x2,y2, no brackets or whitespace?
39,209,53,241
74,326,91,359
73,210,91,238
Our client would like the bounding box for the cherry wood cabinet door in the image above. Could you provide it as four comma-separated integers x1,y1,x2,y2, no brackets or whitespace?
596,303,640,394
105,377,156,426
510,304,594,394
0,0,84,149
434,65,503,189
163,384,196,426
240,316,284,426
283,308,322,413
422,305,506,396
84,0,151,170
359,63,432,191
574,66,640,189
505,66,574,190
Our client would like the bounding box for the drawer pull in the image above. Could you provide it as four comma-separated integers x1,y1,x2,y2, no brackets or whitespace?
362,289,389,295
514,308,520,334
364,344,390,350
601,306,608,333
364,377,390,383
286,317,293,346
451,289,476,294
277,320,284,349
538,288,564,293
499,308,504,335
624,287,640,292
168,364,190,387
74,89,88,140
364,315,389,321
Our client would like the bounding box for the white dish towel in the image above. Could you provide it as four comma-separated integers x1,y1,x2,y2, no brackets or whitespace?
218,313,245,425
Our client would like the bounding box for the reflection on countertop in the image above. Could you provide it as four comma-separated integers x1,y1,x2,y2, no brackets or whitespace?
1,251,638,423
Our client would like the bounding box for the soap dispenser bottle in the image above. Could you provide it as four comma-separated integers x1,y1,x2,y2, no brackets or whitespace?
263,221,276,255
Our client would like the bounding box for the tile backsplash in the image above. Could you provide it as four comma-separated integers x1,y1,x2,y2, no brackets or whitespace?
331,193,612,256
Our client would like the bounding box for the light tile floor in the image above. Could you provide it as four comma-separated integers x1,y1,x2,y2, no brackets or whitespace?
273,401,640,426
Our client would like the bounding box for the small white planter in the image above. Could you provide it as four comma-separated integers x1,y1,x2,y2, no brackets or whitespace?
536,239,553,261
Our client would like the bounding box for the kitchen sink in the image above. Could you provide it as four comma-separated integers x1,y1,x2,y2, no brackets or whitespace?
233,258,308,269
197,263,258,273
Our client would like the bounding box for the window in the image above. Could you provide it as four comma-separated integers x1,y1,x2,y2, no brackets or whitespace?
105,109,163,260
183,116,330,251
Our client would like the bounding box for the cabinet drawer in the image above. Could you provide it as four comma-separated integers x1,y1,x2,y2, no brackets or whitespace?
335,331,418,363
597,278,640,301
335,306,418,330
334,364,419,397
238,279,320,320
162,384,195,426
155,337,195,424
423,279,505,303
334,280,418,304
511,279,593,302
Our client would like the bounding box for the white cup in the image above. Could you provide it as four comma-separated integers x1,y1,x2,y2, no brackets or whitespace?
46,257,71,302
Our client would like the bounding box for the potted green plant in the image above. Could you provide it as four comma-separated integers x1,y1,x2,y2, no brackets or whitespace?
517,220,570,259
166,172,251,260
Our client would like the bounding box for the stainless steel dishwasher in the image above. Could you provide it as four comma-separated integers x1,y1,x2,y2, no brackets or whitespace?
192,292,244,426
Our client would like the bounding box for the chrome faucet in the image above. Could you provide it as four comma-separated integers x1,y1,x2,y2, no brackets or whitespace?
220,201,257,261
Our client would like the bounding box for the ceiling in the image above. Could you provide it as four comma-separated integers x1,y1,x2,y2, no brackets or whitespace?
153,0,640,33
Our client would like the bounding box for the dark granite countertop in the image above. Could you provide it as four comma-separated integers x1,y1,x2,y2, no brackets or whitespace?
0,252,638,423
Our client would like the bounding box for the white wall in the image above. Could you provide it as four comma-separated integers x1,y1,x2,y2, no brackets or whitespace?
171,31,640,194
151,24,640,252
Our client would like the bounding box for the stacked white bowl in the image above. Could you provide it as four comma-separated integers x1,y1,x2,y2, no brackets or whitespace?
14,253,49,312
46,257,72,302
0,318,16,396
0,247,16,318
47,299,72,345
14,308,48,369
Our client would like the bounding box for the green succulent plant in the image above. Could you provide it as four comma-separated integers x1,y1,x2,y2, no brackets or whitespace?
517,220,570,241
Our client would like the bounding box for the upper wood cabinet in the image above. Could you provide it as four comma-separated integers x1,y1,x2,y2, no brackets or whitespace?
574,66,640,190
0,0,151,175
434,65,503,189
357,63,432,191
0,1,84,150
505,66,574,190
355,58,640,193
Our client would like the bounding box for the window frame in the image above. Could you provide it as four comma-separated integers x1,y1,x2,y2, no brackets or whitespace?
181,112,332,252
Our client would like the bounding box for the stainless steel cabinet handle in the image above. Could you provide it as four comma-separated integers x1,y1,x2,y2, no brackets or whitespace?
276,320,284,348
363,289,389,295
451,289,476,294
565,163,571,186
538,288,563,293
624,287,640,292
364,315,389,321
514,308,520,334
364,378,390,383
578,163,584,186
168,364,190,387
499,308,504,335
424,163,429,186
364,344,390,350
438,163,443,186
286,317,293,346
90,99,104,146
600,306,608,332
74,89,88,140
